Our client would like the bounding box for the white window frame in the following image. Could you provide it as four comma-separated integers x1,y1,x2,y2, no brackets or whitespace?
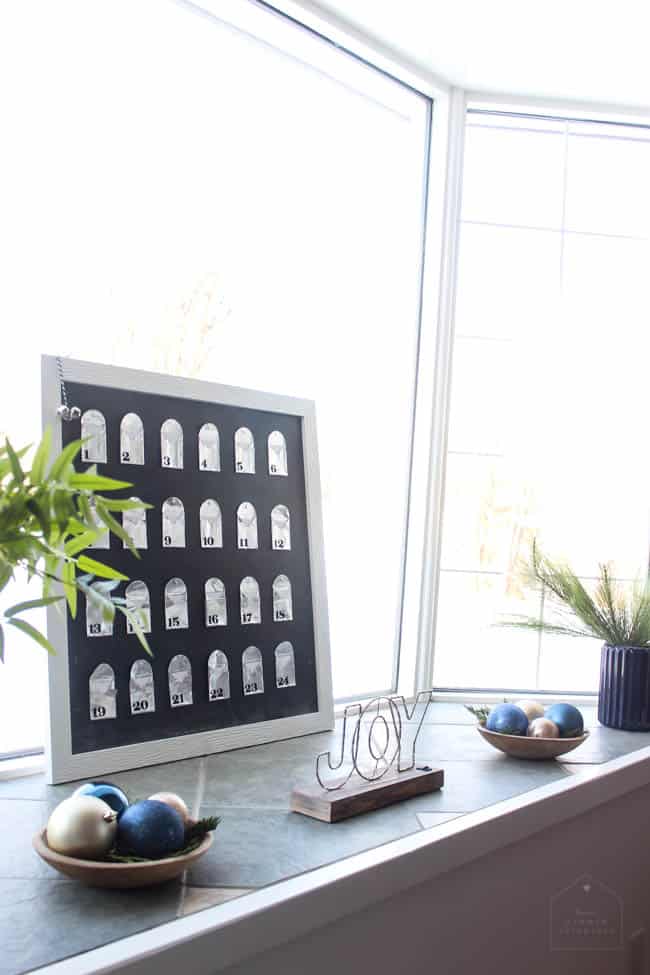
423,89,650,705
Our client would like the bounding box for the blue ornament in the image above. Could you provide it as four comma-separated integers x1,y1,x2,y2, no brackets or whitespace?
544,703,584,738
117,800,185,859
486,703,529,736
73,781,130,818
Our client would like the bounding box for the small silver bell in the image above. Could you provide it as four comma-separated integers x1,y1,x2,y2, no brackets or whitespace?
57,404,81,422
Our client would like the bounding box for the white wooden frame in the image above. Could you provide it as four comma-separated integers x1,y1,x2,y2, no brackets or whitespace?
41,355,334,784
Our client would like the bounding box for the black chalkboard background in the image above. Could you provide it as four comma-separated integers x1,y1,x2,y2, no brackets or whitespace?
62,381,318,755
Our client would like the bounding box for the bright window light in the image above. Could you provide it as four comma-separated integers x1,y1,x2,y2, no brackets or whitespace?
0,0,430,753
435,110,650,695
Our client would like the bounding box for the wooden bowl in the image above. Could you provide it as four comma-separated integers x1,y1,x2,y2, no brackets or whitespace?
33,830,213,888
477,725,589,760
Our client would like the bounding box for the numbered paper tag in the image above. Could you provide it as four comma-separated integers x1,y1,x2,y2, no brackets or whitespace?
161,418,183,469
268,431,288,476
130,659,155,715
205,577,227,627
125,580,151,634
120,413,145,465
234,427,255,473
208,650,230,701
271,505,291,550
89,663,117,720
237,502,258,550
272,574,293,621
198,422,220,471
200,499,223,548
275,641,296,688
168,653,193,708
123,497,148,549
162,497,186,548
165,577,189,630
81,409,107,464
242,646,264,696
87,497,110,550
86,584,113,637
240,576,261,625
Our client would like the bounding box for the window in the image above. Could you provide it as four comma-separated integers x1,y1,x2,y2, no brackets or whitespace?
434,110,650,695
0,0,431,754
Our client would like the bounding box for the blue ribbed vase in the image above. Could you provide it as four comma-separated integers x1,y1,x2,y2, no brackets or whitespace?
598,644,650,731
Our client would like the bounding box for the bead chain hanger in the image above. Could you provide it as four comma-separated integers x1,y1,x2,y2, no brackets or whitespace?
55,355,81,421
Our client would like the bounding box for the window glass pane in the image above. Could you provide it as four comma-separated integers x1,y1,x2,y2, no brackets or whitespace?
565,130,650,237
438,112,650,695
455,223,561,340
441,454,535,575
461,122,565,228
0,0,429,751
434,571,541,690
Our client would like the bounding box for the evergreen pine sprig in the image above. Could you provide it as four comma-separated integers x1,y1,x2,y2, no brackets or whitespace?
465,705,491,726
105,815,220,863
185,815,221,844
501,541,650,647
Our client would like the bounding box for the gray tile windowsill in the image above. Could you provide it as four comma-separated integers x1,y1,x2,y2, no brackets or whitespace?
1,705,649,975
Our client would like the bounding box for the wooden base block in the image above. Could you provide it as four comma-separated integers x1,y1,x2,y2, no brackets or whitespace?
290,765,444,823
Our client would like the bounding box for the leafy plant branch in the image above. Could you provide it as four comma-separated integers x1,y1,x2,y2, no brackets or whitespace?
501,540,650,647
0,429,153,659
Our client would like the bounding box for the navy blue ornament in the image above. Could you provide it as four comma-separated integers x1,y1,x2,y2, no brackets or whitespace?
73,781,130,818
486,703,529,736
117,800,185,859
544,703,584,738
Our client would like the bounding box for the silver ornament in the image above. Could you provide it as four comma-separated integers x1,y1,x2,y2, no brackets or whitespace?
46,796,118,859
69,406,81,419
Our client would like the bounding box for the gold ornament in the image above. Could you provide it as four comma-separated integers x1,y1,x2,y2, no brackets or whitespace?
148,791,191,823
527,717,560,739
46,796,118,859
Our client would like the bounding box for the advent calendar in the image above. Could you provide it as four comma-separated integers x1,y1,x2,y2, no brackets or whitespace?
42,356,333,784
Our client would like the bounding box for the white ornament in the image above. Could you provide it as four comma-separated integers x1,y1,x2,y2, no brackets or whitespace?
515,699,545,721
46,796,118,859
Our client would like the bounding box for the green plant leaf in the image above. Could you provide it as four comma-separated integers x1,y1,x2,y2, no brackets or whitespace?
48,439,82,481
4,596,63,617
64,532,98,557
25,497,51,538
65,517,89,535
69,473,132,492
95,501,139,557
62,559,77,617
5,440,24,484
30,428,52,485
94,497,153,512
117,605,152,656
6,617,56,654
76,555,128,580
